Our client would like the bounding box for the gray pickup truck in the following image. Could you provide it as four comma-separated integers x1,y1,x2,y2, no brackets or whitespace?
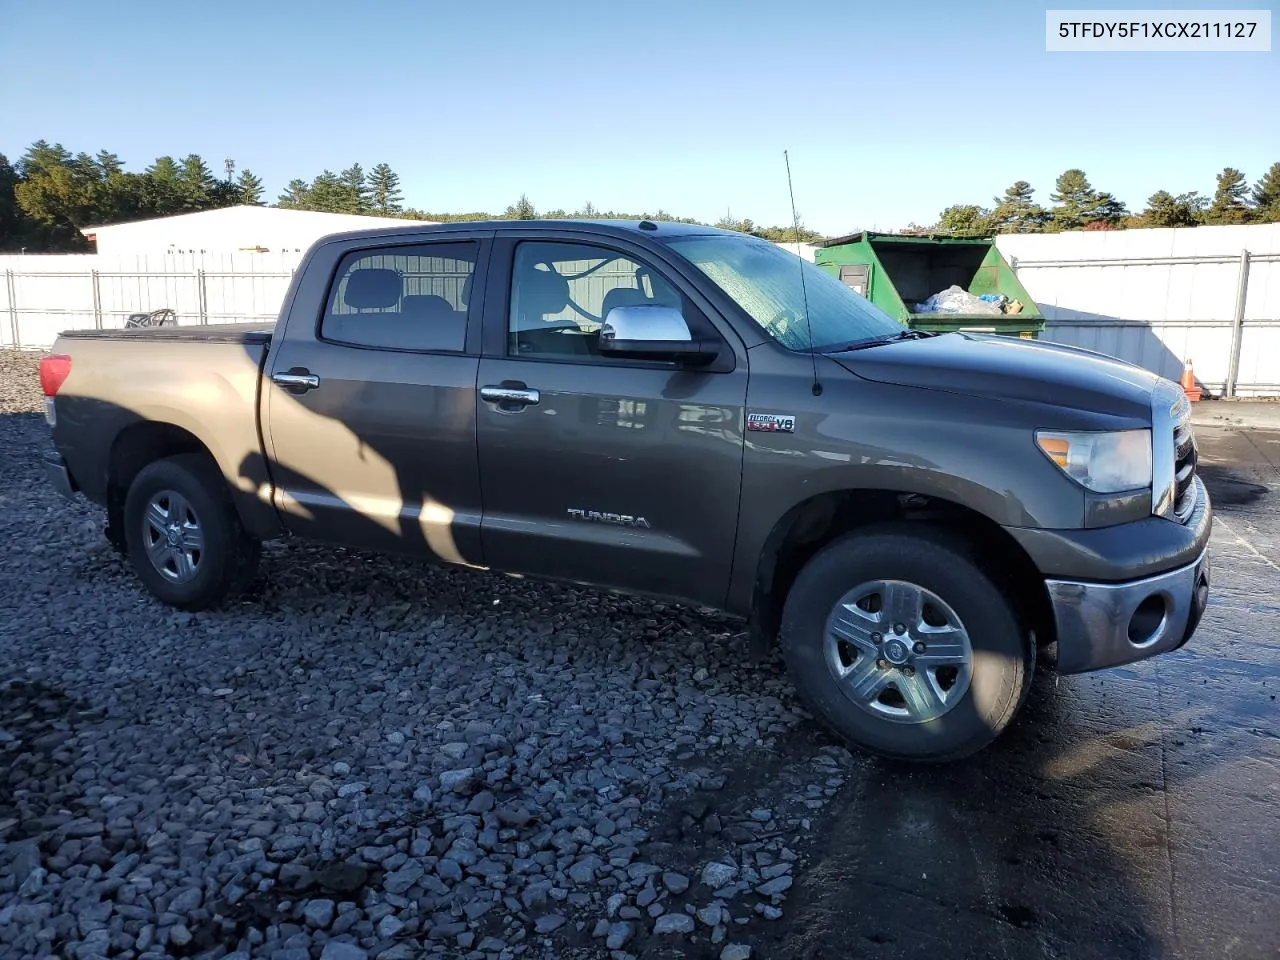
40,219,1212,760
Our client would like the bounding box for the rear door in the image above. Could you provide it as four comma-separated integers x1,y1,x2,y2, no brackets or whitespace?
264,233,491,565
474,233,748,607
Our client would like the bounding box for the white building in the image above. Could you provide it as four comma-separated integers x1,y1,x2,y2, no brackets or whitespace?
772,241,818,261
80,205,436,256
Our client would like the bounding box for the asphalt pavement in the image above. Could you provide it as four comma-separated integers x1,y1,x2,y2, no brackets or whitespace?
761,406,1280,960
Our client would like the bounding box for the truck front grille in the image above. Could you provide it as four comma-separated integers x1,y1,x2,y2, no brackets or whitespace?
1172,410,1198,523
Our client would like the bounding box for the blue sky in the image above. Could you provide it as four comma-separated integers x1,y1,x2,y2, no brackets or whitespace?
2,0,1276,233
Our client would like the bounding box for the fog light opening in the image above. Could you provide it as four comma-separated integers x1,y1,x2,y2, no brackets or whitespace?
1128,594,1168,647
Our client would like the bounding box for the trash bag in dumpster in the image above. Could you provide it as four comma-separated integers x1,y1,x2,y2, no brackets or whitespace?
813,232,1045,338
914,285,1004,316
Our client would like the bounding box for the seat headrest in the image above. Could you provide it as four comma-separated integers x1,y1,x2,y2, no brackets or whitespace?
344,268,402,309
601,286,650,318
519,265,570,318
401,295,458,322
461,273,473,306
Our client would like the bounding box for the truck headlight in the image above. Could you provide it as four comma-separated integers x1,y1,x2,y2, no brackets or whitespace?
1036,429,1152,493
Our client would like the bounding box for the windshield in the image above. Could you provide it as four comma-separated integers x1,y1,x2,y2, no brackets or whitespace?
666,234,903,351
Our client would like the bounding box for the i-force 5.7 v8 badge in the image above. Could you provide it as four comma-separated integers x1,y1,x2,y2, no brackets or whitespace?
746,413,796,433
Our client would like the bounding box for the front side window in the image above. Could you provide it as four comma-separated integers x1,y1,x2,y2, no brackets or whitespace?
508,241,684,361
667,234,902,352
323,242,477,352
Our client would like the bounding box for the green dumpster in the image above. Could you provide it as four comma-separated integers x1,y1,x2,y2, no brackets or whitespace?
814,232,1045,338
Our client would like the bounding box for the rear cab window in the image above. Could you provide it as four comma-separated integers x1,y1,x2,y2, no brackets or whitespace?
322,242,479,352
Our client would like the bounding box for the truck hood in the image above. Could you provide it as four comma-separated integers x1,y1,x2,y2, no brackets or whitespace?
831,332,1162,419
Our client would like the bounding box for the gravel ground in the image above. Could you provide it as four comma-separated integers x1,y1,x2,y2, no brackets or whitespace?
0,349,856,960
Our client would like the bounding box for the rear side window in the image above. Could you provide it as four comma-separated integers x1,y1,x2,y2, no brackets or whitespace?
322,242,478,352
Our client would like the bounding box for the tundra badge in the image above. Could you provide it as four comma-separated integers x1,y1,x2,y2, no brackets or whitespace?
567,508,651,528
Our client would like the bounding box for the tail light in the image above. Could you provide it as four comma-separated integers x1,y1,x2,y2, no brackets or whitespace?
39,354,71,428
40,354,72,396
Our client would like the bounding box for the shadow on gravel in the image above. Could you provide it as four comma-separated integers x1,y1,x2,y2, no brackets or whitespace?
0,680,101,844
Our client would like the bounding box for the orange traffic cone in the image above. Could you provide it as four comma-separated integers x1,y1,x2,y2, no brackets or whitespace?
1180,359,1202,402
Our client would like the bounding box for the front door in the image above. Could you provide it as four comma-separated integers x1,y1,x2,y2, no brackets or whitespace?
475,235,748,607
265,236,489,565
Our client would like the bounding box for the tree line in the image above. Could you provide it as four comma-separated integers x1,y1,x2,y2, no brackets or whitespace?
0,142,824,252
3,140,1277,253
921,165,1280,236
278,172,824,242
0,142,268,251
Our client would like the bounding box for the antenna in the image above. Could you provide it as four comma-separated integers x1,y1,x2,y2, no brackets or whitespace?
785,150,820,396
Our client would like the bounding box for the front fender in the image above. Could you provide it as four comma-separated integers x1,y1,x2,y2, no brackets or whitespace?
724,369,1093,616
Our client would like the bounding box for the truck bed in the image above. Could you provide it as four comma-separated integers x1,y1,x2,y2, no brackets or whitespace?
57,322,275,345
49,325,276,537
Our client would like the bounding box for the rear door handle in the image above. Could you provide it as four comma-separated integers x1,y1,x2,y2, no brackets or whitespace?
481,385,540,407
272,370,320,392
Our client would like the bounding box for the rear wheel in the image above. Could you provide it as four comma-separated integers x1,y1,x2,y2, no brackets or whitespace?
780,525,1033,761
123,454,260,610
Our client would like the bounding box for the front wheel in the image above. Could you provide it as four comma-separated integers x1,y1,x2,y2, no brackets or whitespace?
123,454,261,610
780,525,1033,761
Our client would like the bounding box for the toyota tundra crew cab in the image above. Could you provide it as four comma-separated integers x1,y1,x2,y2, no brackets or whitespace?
40,219,1212,760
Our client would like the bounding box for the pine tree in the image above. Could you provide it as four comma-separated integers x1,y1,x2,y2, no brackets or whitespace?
141,156,184,216
1204,167,1250,225
146,156,180,181
95,151,124,176
989,181,1047,233
367,163,402,213
20,141,72,177
175,154,216,210
307,170,346,212
1049,169,1127,230
178,154,215,190
935,204,993,236
338,164,369,213
504,193,537,220
236,169,264,205
15,144,100,230
715,212,758,235
276,179,312,209
0,153,28,249
1252,161,1280,222
1049,169,1093,229
1141,190,1206,227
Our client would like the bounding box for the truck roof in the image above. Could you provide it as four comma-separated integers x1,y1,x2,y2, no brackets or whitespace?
312,218,735,247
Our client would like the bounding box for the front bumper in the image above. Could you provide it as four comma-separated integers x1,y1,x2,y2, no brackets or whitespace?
41,452,77,501
1048,548,1211,674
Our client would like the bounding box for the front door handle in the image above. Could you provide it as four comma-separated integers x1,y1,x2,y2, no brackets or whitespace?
272,370,320,393
481,385,540,407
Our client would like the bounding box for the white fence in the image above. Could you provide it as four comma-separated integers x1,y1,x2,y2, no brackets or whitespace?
0,251,305,350
996,224,1280,398
5,226,1280,397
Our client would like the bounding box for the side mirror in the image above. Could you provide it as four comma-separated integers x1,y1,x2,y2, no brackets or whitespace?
598,305,715,364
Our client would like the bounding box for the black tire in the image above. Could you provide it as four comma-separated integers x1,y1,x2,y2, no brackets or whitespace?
780,524,1033,762
123,453,261,610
